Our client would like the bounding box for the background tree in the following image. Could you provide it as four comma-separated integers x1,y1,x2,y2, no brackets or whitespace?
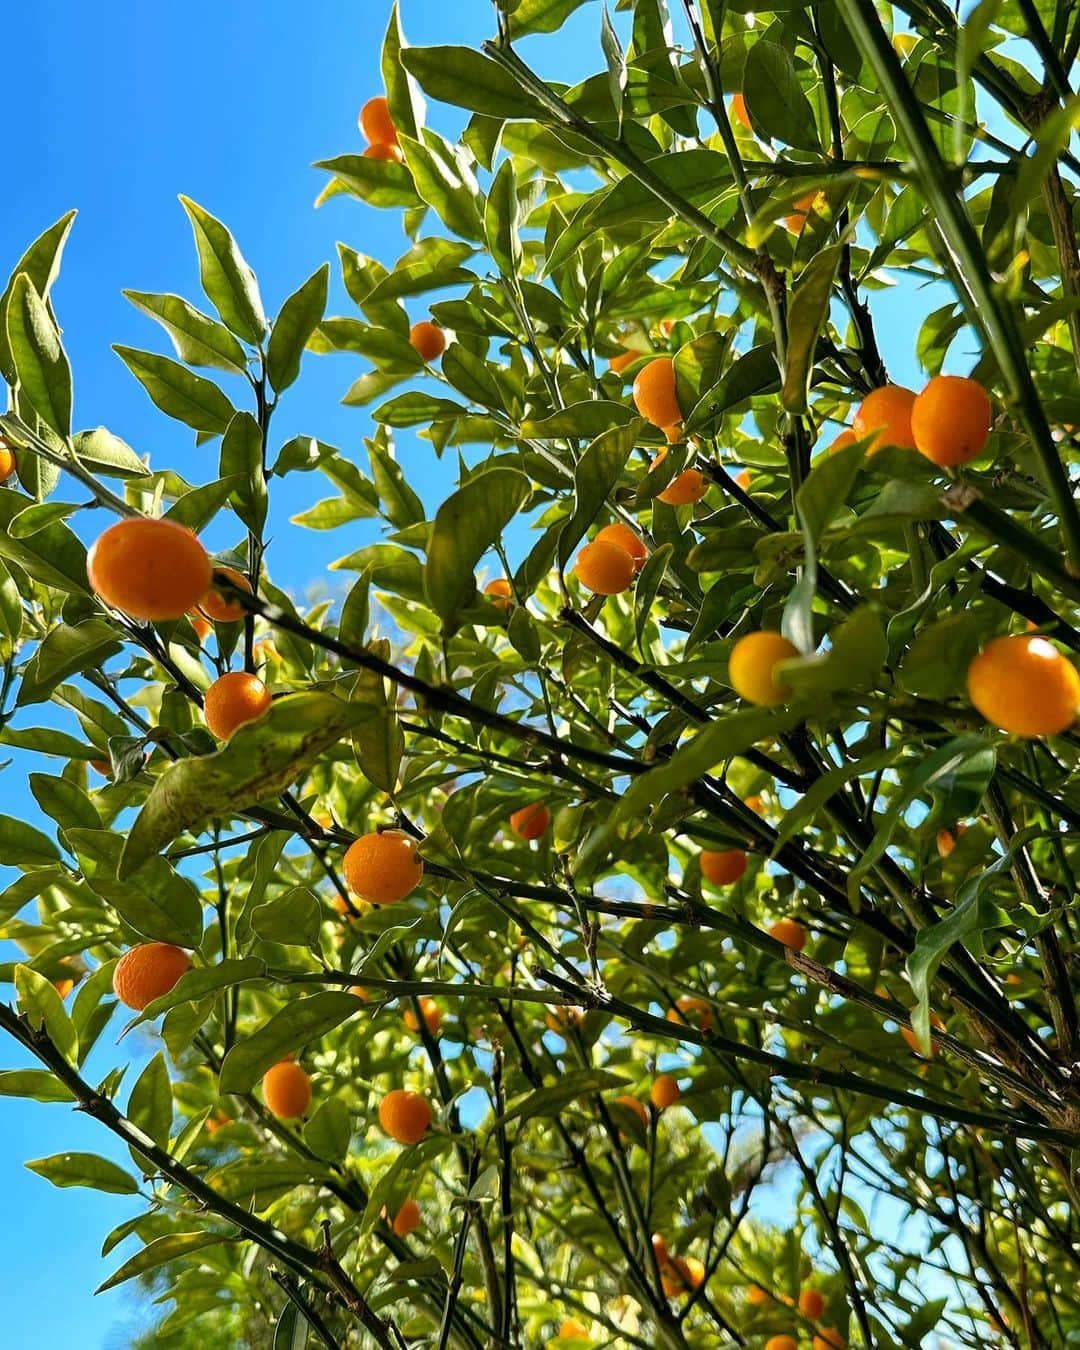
1,1,1079,1347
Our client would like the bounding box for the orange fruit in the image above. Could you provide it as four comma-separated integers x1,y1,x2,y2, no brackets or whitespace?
735,468,751,489
391,1197,421,1237
410,320,446,363
350,985,369,1000
799,1288,826,1319
574,538,636,594
53,977,76,999
747,1284,769,1305
197,566,252,623
766,1339,799,1350
484,577,514,610
379,1088,432,1144
936,823,967,857
558,1320,590,1340
609,350,636,375
901,1011,945,1055
732,93,751,130
343,831,424,905
262,1060,312,1119
191,615,213,642
359,95,397,146
677,1256,705,1289
729,630,800,706
113,943,192,1011
363,142,404,162
650,449,708,506
633,357,681,428
911,375,992,467
0,436,15,483
595,522,648,572
852,385,917,453
814,1331,846,1350
667,996,714,1033
700,849,747,887
744,794,765,813
614,1094,649,1130
786,190,820,234
545,1006,584,1035
88,516,212,621
204,671,272,740
650,1074,681,1109
205,1109,232,1135
768,918,806,951
89,757,111,777
967,635,1080,737
828,429,857,455
404,996,442,1035
510,802,551,841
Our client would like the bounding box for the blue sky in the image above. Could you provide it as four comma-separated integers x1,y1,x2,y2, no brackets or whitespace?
0,1,956,1345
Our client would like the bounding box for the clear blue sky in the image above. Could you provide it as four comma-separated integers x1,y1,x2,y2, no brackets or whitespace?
0,2,945,1345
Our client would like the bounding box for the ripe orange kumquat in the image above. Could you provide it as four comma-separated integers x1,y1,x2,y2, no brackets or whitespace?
699,849,747,886
911,374,992,466
391,1197,421,1237
650,448,708,506
828,428,858,455
967,635,1080,737
191,615,213,642
729,630,800,706
558,1320,590,1341
734,468,751,490
359,95,397,145
574,538,636,595
410,320,446,362
510,802,550,841
379,1088,432,1144
799,1288,826,1319
768,918,807,951
88,516,212,621
343,831,424,905
609,350,636,375
595,522,648,572
633,356,681,427
667,996,714,1033
732,92,751,130
747,1284,769,1305
766,1339,799,1350
203,671,272,740
364,142,404,161
614,1094,649,1130
404,996,442,1035
651,1074,681,1109
484,577,514,610
852,384,918,453
262,1060,312,1119
937,823,967,857
197,566,252,622
0,436,15,483
785,190,820,234
814,1330,846,1350
113,943,191,1011
901,1011,945,1055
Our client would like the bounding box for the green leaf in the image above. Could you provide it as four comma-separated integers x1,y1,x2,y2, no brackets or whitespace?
368,431,425,527
27,1152,139,1196
0,1070,75,1103
771,744,903,858
781,244,845,413
0,211,77,386
8,500,79,538
123,291,248,373
0,467,88,593
28,772,100,835
900,1298,948,1348
251,888,322,948
127,1051,173,1151
140,957,267,1021
113,346,236,435
400,46,547,120
179,196,266,343
218,992,359,1093
68,829,205,948
558,423,638,568
374,392,470,427
425,468,531,622
485,160,521,279
399,132,483,241
509,0,592,35
382,3,422,143
274,1304,309,1350
6,273,72,438
635,543,672,652
0,815,62,865
313,155,421,209
521,401,637,439
743,40,821,150
17,620,121,706
900,611,983,701
96,1232,227,1294
367,238,476,304
600,5,627,132
685,345,779,433
350,667,405,794
499,1070,625,1124
119,693,378,878
847,736,992,905
71,427,150,478
267,264,329,393
16,965,78,1063
219,411,268,535
304,1097,353,1163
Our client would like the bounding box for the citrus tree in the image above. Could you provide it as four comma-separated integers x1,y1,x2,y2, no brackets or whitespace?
1,1,1079,1346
